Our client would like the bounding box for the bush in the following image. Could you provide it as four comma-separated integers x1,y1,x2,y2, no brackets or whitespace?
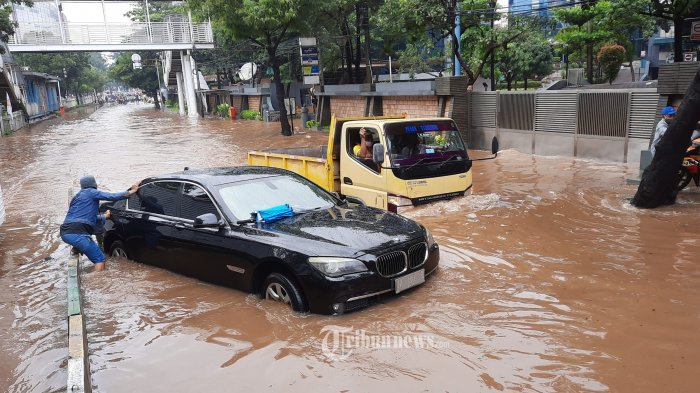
215,103,231,118
597,44,626,85
164,99,174,107
306,120,320,128
241,109,262,120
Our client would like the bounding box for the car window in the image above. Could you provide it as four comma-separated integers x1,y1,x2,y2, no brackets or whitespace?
179,183,219,220
218,175,336,220
131,181,180,216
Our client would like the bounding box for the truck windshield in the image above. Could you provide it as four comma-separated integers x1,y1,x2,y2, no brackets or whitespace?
384,120,468,169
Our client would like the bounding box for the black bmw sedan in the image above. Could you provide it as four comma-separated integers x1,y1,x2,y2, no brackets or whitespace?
100,167,439,315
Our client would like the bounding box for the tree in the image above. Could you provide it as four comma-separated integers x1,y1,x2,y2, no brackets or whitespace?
632,66,700,208
396,41,445,80
644,0,700,63
188,0,316,136
0,1,33,54
125,1,183,22
109,52,162,109
597,44,626,84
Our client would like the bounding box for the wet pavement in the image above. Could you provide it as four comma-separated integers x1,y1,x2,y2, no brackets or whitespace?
1,104,699,392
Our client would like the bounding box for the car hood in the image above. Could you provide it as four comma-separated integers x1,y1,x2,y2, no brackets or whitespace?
255,205,424,257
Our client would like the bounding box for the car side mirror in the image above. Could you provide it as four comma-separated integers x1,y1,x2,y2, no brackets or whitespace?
373,143,385,165
345,196,366,206
194,213,221,228
491,136,499,155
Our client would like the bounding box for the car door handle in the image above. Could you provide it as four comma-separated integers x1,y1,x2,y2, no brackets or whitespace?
343,177,353,185
174,222,186,229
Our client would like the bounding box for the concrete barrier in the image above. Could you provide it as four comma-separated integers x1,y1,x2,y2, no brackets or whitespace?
67,254,91,392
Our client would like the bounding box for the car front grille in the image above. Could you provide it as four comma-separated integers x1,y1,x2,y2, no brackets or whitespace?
408,242,428,269
375,251,407,277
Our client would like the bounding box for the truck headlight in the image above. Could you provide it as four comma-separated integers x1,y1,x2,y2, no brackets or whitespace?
308,257,368,277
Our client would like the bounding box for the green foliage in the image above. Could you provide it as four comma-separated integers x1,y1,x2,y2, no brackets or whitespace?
497,31,552,90
597,44,626,85
306,119,320,128
164,99,174,107
396,42,444,79
241,109,262,120
215,103,231,117
126,1,184,22
14,52,107,94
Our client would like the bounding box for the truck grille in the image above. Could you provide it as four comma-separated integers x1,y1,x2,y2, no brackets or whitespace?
376,251,407,277
408,242,428,269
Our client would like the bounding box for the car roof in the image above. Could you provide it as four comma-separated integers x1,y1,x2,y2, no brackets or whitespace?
141,166,290,187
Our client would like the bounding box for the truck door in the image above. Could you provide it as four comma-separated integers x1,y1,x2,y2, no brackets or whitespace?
340,125,388,209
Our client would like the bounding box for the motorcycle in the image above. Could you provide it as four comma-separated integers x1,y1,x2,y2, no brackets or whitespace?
678,138,700,191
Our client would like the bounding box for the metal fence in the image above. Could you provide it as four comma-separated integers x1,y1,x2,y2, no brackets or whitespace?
470,90,659,140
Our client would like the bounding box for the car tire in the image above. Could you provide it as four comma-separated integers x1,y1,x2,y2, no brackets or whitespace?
109,240,129,259
263,272,307,312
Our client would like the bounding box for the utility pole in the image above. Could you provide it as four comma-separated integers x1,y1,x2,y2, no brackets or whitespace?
490,0,496,91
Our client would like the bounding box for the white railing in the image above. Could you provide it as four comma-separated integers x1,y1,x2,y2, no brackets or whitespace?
9,21,213,46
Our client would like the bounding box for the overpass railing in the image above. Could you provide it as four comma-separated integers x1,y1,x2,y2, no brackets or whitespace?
9,21,213,46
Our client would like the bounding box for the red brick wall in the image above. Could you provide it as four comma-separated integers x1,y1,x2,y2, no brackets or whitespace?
383,96,439,118
248,96,260,112
330,97,365,117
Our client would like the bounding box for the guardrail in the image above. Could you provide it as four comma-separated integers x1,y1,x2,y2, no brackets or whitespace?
67,253,91,392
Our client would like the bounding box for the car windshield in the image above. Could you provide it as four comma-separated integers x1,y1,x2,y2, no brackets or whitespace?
217,175,337,220
384,121,467,167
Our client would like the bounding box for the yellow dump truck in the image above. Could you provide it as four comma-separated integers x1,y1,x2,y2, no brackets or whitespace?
248,115,492,212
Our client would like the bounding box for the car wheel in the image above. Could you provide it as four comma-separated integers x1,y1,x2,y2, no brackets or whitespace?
263,272,307,312
109,240,129,259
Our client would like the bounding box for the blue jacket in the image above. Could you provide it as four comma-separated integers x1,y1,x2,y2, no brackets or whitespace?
63,188,129,231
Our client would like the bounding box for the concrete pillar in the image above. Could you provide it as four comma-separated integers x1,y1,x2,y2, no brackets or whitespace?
180,50,198,117
175,72,186,116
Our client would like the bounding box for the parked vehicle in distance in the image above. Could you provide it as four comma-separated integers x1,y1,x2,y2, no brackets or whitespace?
99,167,439,315
248,115,498,213
0,184,5,226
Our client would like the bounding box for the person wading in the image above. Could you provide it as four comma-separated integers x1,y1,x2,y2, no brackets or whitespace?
60,176,138,272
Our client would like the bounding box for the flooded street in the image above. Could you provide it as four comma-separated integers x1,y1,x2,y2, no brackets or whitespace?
1,103,699,392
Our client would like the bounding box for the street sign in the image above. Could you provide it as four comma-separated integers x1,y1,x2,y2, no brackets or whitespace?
299,37,320,85
683,52,697,62
691,21,700,41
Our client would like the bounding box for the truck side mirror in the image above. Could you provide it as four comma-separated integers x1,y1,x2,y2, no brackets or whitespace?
373,143,385,165
491,136,499,155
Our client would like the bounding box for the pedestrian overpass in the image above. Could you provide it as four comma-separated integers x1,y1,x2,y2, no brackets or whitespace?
7,0,214,117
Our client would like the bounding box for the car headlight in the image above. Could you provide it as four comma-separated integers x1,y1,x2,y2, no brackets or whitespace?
424,226,436,247
308,257,368,277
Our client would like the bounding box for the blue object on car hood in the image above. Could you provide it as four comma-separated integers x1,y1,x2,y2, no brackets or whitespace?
258,204,294,223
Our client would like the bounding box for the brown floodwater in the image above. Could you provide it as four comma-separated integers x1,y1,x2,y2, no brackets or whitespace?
1,104,699,392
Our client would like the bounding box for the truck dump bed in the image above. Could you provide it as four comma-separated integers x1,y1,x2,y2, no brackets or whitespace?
247,145,336,192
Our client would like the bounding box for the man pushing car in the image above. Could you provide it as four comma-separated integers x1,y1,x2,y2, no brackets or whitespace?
60,176,138,272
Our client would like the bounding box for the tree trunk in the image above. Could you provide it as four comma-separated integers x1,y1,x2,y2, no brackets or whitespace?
524,76,528,90
354,2,362,83
673,15,684,63
363,3,372,84
341,18,354,83
629,60,636,82
270,51,291,136
507,77,512,91
152,89,161,109
631,65,700,208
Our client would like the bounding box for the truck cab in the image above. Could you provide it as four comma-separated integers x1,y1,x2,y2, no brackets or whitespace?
331,116,472,212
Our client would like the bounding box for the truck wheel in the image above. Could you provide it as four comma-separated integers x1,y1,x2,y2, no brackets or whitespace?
109,240,129,259
263,272,307,312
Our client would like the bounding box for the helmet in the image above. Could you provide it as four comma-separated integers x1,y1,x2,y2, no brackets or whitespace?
80,176,97,189
661,106,676,116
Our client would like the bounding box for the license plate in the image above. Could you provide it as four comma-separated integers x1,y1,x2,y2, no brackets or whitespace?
394,269,425,293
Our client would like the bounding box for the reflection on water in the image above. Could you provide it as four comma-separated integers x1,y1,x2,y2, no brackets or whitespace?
1,104,700,392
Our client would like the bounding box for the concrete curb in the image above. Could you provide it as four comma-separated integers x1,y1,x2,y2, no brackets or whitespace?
67,254,91,393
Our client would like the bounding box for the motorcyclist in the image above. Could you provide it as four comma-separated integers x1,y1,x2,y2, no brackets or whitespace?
650,106,676,158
